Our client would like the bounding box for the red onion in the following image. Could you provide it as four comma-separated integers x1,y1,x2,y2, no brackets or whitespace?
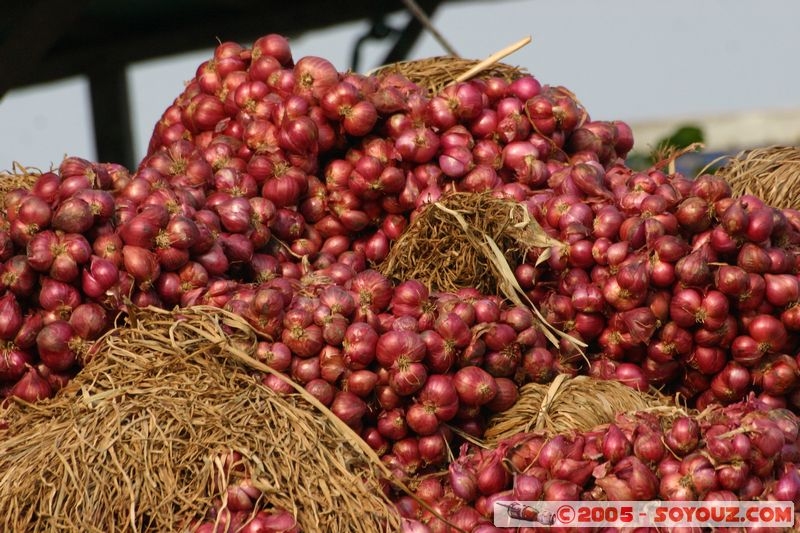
93,233,123,267
748,314,787,353
345,369,378,398
764,273,800,307
293,56,337,102
312,347,342,386
406,403,439,436
676,197,711,232
602,424,632,463
0,292,22,341
395,127,440,164
523,347,555,383
715,265,750,297
68,303,107,340
614,363,648,391
739,243,771,273
81,256,119,299
39,277,81,319
471,299,499,324
512,474,543,501
476,450,509,496
482,323,516,352
744,413,786,457
485,377,517,413
680,453,719,495
603,276,645,311
633,430,666,464
660,472,695,501
51,197,93,234
256,342,292,371
710,361,750,402
351,270,392,312
571,283,604,313
597,456,659,500
343,322,379,368
759,354,799,396
330,391,366,429
746,208,775,242
543,479,581,501
453,366,498,406
10,365,53,402
461,165,500,192
449,461,478,502
416,374,458,423
415,478,444,504
282,319,324,358
670,288,702,328
389,361,427,396
377,407,408,441
36,321,78,371
289,354,319,384
393,438,421,474
665,417,700,456
122,246,161,290
0,346,32,382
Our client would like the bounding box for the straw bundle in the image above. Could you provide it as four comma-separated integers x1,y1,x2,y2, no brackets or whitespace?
372,56,526,95
380,192,560,297
0,306,399,533
482,375,675,444
0,164,40,205
716,145,800,209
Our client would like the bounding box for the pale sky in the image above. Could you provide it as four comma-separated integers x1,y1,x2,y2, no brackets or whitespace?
1,0,799,171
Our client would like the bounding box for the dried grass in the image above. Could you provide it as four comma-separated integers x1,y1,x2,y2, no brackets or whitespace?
0,163,41,205
371,56,526,95
0,306,400,533
716,145,800,209
380,192,557,297
482,375,678,444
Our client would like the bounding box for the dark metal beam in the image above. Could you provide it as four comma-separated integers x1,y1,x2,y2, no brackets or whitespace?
382,0,444,65
3,1,406,91
88,64,134,169
0,0,90,98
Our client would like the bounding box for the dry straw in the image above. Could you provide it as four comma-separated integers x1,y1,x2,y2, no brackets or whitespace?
0,306,400,533
716,145,800,209
372,57,523,94
0,163,41,205
371,35,530,95
482,375,676,444
380,192,558,297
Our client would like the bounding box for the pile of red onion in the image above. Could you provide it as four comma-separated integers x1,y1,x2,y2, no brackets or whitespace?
398,395,800,532
1,34,619,414
140,33,800,411
3,30,800,531
172,269,551,474
523,170,800,411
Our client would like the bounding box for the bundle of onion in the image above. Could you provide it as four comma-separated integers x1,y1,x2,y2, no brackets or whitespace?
142,33,631,279
187,268,555,477
516,162,800,409
1,34,636,403
398,395,800,532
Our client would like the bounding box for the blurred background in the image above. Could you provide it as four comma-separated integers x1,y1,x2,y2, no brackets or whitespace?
1,0,799,174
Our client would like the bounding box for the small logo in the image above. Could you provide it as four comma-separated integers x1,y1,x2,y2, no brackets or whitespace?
496,502,555,526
